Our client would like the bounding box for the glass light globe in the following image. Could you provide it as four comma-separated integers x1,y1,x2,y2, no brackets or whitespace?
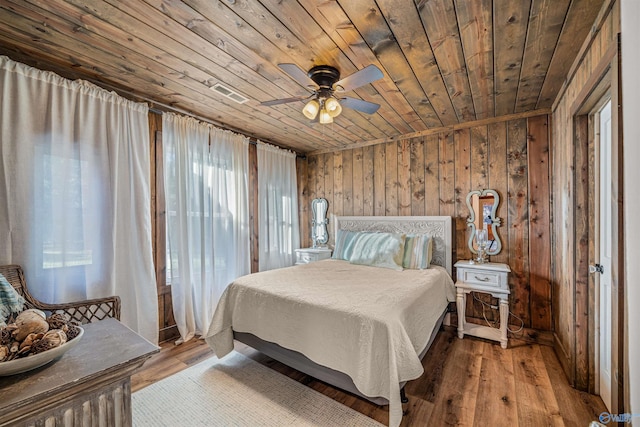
302,99,320,120
324,97,342,118
319,108,333,124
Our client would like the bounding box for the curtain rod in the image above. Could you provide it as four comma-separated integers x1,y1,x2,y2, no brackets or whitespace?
148,105,305,158
1,53,307,158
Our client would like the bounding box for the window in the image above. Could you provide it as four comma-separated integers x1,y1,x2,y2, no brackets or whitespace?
40,150,94,269
165,158,236,284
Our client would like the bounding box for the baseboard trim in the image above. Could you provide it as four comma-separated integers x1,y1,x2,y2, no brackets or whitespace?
553,332,574,387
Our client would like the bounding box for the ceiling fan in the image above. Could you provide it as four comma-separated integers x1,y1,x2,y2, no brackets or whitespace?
261,63,384,123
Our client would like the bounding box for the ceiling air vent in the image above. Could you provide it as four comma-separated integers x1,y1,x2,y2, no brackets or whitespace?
210,83,249,104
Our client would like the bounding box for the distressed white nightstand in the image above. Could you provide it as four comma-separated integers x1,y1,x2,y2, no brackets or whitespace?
295,247,332,265
454,260,511,348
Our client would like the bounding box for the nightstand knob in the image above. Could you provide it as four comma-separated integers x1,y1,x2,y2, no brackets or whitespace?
474,275,491,282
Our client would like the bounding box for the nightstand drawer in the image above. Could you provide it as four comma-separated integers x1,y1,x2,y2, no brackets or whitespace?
462,270,501,287
295,248,332,265
454,260,511,349
296,252,317,264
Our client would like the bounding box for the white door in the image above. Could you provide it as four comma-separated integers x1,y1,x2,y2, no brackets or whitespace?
598,99,613,411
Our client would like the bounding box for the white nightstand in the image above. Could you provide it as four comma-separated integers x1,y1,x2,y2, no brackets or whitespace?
295,247,332,265
454,260,511,348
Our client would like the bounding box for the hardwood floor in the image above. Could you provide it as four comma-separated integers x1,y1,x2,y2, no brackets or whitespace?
131,327,606,426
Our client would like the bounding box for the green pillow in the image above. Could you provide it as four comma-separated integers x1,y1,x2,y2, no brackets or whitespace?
402,234,433,269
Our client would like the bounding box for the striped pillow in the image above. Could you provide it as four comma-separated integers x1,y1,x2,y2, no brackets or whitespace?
0,273,25,327
347,231,406,271
332,229,358,260
402,234,433,269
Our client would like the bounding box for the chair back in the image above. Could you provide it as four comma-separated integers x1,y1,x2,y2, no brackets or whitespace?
0,264,121,323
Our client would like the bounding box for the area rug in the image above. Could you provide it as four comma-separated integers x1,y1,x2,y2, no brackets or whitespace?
132,351,384,427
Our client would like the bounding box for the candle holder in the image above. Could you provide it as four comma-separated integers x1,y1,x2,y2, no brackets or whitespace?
473,229,488,264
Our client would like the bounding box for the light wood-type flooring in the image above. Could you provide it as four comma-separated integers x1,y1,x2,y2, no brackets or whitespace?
131,327,606,426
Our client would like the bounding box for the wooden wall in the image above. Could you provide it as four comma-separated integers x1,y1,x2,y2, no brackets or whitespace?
301,115,552,332
149,113,176,342
550,0,620,393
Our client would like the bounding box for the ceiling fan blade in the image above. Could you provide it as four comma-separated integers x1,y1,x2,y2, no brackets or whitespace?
334,65,384,93
340,97,381,114
260,95,309,106
278,63,318,89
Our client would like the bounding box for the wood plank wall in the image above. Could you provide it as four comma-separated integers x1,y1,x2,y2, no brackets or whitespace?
301,115,552,332
149,114,176,342
550,0,619,391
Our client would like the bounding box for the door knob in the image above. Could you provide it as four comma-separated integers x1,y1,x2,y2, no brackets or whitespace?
589,264,604,274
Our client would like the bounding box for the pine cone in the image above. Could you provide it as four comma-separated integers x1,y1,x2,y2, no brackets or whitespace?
31,329,67,354
47,313,69,330
0,328,12,346
65,324,81,341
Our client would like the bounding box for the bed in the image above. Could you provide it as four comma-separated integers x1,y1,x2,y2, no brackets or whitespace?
205,216,454,427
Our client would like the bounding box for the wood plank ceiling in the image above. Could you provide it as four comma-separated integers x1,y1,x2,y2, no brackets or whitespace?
0,0,604,153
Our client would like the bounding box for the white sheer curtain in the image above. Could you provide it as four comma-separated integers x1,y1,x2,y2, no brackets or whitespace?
0,56,158,343
163,113,250,343
257,141,300,271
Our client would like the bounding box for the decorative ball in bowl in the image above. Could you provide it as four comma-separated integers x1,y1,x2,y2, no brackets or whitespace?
0,309,84,376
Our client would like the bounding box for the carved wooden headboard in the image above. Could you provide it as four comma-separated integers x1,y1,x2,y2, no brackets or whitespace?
332,216,453,276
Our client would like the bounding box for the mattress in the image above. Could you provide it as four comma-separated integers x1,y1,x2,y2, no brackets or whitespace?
205,259,455,427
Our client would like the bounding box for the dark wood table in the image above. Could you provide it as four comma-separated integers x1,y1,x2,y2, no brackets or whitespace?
0,318,159,427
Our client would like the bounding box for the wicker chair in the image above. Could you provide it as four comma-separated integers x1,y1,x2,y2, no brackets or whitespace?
0,264,121,324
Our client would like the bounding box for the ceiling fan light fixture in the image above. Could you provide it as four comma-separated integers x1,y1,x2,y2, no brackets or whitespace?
302,99,320,120
264,63,383,120
319,108,333,124
325,96,342,118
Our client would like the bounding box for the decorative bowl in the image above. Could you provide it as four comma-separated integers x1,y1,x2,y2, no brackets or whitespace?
0,326,84,376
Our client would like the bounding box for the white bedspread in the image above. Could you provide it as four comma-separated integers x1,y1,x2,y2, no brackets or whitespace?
205,259,455,427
